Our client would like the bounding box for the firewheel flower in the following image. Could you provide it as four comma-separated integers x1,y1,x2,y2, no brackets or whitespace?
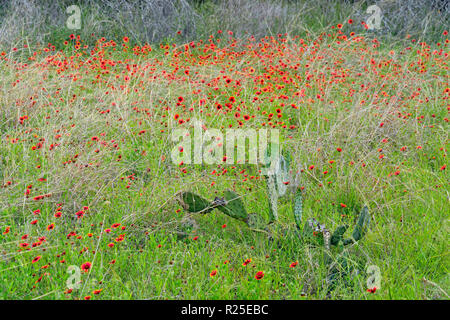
81,262,92,272
3,226,10,234
255,271,265,280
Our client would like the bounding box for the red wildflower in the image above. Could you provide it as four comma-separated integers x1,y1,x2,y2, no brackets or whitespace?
367,287,377,293
255,271,265,280
75,210,84,219
81,262,92,272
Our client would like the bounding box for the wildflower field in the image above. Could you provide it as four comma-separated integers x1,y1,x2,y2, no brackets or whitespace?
0,23,448,300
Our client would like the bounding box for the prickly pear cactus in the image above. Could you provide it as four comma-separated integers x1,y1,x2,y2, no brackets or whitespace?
352,206,370,242
330,225,348,246
302,218,329,246
264,148,291,223
177,190,248,222
340,206,371,245
177,191,213,213
325,208,371,293
293,188,303,229
326,250,353,292
216,190,248,222
274,152,290,197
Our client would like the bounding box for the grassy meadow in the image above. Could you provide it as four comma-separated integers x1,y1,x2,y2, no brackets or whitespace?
0,20,449,300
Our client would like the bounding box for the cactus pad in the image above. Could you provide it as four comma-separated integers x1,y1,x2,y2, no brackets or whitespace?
216,190,248,221
330,225,348,246
352,206,370,242
177,192,213,213
293,188,303,229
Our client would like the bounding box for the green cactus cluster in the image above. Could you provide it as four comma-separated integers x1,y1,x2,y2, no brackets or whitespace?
292,190,372,293
293,189,371,248
293,188,303,228
176,165,371,294
176,147,371,250
176,190,248,223
301,217,330,246
178,191,214,214
175,147,296,226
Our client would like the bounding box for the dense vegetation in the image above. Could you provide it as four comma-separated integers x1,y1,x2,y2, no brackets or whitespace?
0,0,448,300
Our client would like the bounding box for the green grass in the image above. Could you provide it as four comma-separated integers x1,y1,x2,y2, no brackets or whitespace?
0,26,448,300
